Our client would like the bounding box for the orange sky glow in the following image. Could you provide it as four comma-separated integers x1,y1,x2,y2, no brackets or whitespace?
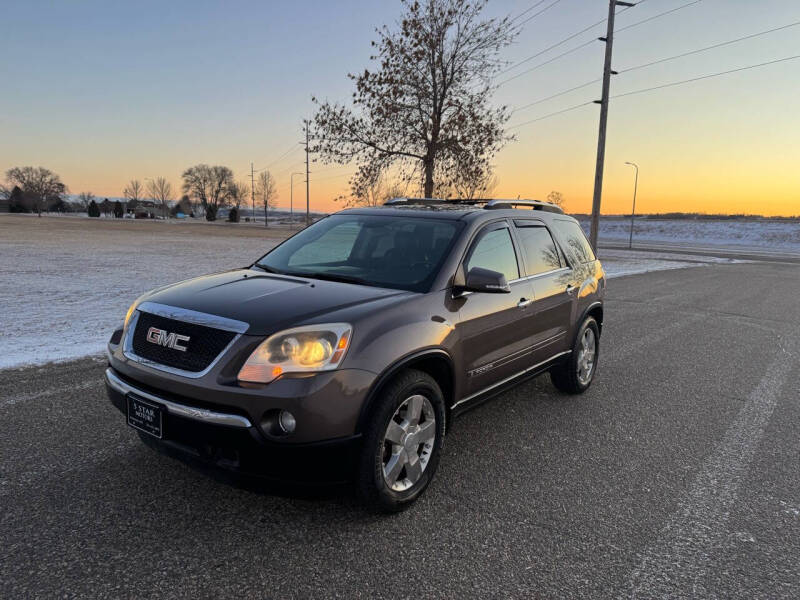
2,1,798,217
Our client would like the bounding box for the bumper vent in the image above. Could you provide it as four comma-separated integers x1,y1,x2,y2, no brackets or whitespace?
130,310,236,373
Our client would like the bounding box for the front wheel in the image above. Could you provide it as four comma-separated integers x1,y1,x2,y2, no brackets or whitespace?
357,369,446,512
550,316,600,394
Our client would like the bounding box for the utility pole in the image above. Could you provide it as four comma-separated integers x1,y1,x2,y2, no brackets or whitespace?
589,0,635,252
304,120,310,228
625,161,639,249
291,171,304,229
250,162,255,224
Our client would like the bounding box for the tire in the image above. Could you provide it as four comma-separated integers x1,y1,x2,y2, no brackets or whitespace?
550,316,600,394
357,369,446,512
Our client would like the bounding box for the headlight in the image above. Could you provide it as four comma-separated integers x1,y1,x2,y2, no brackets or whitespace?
124,293,149,330
238,323,352,384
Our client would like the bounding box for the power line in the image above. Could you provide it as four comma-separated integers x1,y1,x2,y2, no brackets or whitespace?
497,0,705,86
498,18,605,77
274,161,306,176
616,0,702,34
516,0,566,27
511,0,551,22
612,54,800,98
619,20,800,74
498,0,646,77
254,143,302,172
509,19,800,114
497,38,596,86
508,101,594,129
511,77,601,113
508,54,800,130
506,13,799,117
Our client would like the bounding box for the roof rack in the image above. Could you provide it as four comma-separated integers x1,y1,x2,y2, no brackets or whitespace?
384,197,564,214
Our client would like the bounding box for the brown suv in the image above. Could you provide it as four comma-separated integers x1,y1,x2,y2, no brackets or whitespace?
105,198,605,511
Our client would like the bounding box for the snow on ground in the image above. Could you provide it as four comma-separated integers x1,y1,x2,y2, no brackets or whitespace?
578,217,800,252
0,215,747,370
599,249,739,279
0,216,283,370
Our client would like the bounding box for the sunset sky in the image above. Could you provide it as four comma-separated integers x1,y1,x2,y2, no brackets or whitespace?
2,0,798,216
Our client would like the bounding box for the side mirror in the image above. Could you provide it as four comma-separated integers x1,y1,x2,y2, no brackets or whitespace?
463,267,511,294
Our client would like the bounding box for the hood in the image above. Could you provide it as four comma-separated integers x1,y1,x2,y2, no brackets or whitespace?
140,269,411,335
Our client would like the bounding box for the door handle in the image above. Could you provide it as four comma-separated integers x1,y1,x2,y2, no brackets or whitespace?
566,285,577,295
517,298,533,308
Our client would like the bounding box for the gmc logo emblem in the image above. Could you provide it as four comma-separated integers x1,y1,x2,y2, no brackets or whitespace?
146,327,190,352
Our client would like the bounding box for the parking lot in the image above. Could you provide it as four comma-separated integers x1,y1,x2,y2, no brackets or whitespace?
2,258,798,598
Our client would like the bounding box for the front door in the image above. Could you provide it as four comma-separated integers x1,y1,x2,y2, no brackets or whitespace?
455,222,535,397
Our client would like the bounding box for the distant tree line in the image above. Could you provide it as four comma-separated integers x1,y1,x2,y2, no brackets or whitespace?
1,164,283,224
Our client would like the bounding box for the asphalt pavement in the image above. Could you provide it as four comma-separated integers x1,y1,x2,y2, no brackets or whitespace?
1,260,799,598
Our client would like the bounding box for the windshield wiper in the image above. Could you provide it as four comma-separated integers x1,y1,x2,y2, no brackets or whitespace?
251,263,285,274
288,271,372,286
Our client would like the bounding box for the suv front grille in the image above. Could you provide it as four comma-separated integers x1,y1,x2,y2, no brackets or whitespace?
130,311,236,373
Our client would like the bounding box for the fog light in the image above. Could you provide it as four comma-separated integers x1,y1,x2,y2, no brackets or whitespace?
278,410,296,434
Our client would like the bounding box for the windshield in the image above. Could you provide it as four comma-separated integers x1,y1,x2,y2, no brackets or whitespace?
254,214,462,292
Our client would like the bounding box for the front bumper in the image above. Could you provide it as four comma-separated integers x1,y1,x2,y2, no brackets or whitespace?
105,367,363,483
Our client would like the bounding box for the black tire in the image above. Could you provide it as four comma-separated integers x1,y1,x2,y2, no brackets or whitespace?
357,369,446,512
550,316,600,394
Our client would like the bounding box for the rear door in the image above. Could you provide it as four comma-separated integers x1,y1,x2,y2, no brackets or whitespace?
455,220,535,397
513,219,573,364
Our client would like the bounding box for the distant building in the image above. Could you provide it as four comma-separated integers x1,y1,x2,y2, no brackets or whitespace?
127,199,158,218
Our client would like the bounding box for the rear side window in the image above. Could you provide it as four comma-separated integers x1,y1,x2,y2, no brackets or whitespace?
514,222,562,276
552,220,595,264
465,227,519,281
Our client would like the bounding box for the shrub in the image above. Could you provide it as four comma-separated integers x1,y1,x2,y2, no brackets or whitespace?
205,205,218,221
113,200,123,218
228,206,240,223
87,199,100,217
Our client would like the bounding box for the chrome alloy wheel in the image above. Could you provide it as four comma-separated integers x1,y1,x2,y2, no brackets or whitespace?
382,394,436,492
576,327,597,386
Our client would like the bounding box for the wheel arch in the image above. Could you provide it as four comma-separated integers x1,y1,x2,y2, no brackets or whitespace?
582,302,603,336
356,349,455,434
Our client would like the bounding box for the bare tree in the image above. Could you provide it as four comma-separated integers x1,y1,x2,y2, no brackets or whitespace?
449,165,498,199
77,191,95,211
547,190,565,210
181,164,234,221
311,0,516,199
147,177,173,218
5,166,68,216
229,180,250,210
123,179,144,207
255,171,278,227
345,167,387,208
339,167,408,208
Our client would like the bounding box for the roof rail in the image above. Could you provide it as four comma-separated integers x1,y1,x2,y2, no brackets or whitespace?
384,197,564,214
483,199,564,214
385,197,446,205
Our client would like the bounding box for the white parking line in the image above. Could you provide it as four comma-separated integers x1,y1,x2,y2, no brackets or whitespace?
628,345,795,598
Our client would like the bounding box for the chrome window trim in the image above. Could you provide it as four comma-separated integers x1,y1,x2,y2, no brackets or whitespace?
509,266,571,284
135,302,249,333
105,368,252,428
122,303,248,379
451,350,572,409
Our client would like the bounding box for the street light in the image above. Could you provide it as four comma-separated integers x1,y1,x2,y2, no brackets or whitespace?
290,172,304,229
624,162,639,249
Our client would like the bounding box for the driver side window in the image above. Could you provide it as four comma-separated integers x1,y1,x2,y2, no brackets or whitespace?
465,227,519,282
